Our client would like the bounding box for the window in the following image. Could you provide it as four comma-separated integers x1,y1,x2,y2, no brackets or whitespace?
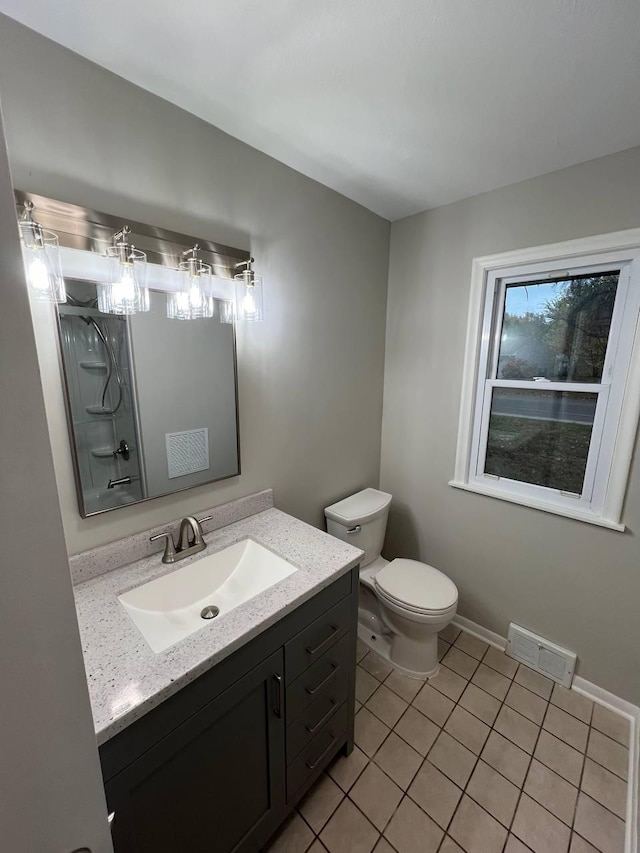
451,232,640,531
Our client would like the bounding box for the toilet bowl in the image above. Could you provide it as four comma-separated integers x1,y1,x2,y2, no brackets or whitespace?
325,488,458,678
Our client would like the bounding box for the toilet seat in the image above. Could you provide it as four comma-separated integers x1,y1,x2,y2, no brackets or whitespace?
374,558,458,614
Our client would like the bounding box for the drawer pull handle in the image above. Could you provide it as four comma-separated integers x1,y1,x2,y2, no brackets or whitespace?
306,624,340,657
305,700,337,734
306,664,338,696
306,732,338,770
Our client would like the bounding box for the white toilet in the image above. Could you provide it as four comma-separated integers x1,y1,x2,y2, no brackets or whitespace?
325,488,458,678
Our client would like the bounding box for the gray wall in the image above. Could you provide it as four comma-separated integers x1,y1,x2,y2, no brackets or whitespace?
128,291,239,497
0,102,112,852
381,146,640,702
0,16,390,554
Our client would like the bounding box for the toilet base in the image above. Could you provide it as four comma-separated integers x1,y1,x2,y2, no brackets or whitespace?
357,623,438,680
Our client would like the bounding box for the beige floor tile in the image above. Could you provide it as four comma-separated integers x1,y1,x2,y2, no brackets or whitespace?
524,759,578,826
458,682,501,725
574,793,625,853
444,705,490,755
299,774,345,834
454,631,489,660
512,793,571,853
384,796,443,853
440,624,461,644
586,729,628,780
319,798,379,853
384,669,424,703
481,730,531,787
428,665,467,702
580,758,627,820
505,836,534,853
359,651,394,682
412,682,455,726
505,681,548,725
372,839,394,853
543,704,589,752
266,811,315,853
327,745,369,792
570,833,600,852
466,759,520,827
354,708,390,758
534,730,584,785
550,684,593,724
471,663,511,701
356,667,381,704
439,838,464,853
349,761,403,832
365,684,408,728
515,666,554,699
356,638,368,663
373,731,422,789
591,704,631,747
428,731,476,788
494,704,540,753
308,841,329,853
483,646,518,678
394,706,440,756
407,759,462,829
441,646,479,680
449,795,508,853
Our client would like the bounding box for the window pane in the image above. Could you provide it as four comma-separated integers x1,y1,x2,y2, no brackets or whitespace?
485,388,598,493
497,273,619,382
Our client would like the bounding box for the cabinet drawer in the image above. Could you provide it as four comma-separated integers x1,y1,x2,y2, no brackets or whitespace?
287,633,350,724
285,595,351,684
287,667,348,762
287,702,347,801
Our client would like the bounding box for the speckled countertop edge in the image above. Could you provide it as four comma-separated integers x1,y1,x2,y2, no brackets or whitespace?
73,507,363,745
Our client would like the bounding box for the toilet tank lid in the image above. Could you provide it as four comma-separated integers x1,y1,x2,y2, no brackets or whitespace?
324,488,392,525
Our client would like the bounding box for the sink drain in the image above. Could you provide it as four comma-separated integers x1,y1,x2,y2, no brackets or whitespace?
200,605,220,620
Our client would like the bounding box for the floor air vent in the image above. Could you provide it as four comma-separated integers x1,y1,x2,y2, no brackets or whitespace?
506,623,576,688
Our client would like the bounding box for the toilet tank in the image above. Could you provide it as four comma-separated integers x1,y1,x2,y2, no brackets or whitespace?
324,488,392,567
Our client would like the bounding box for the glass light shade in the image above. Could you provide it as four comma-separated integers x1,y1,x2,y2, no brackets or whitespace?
97,247,149,315
19,223,66,303
219,299,235,325
167,260,214,320
234,270,263,321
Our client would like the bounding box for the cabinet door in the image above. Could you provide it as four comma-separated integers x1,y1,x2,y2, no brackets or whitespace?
106,649,285,853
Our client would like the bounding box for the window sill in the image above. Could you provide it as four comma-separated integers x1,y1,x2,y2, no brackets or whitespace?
448,480,626,532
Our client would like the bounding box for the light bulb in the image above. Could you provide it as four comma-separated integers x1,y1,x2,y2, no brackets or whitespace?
242,287,257,317
28,254,51,293
114,264,137,302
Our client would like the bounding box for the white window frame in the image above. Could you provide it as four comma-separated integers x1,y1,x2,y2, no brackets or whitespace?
450,229,640,532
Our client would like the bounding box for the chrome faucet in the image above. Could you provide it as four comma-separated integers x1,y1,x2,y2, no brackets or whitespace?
150,515,213,564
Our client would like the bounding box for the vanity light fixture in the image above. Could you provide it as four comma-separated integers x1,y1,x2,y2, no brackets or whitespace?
234,258,263,322
17,201,67,303
97,226,149,315
167,245,214,320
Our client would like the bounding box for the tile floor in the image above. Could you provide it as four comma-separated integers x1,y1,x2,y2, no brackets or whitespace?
264,625,632,853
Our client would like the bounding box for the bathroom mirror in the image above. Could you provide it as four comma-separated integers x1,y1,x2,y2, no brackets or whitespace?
57,279,240,517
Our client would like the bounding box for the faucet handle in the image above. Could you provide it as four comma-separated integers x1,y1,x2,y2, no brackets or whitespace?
197,515,213,526
150,531,177,563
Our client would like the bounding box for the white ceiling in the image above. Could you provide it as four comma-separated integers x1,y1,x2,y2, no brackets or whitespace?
1,0,639,220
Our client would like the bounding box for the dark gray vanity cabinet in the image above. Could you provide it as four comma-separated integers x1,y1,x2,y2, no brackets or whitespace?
100,568,358,853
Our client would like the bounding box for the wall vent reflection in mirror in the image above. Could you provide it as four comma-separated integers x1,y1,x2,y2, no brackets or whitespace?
166,428,210,479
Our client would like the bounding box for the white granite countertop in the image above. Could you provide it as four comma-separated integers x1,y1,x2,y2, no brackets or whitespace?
74,507,363,745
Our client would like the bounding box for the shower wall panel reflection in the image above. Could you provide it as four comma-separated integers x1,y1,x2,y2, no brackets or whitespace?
57,282,239,517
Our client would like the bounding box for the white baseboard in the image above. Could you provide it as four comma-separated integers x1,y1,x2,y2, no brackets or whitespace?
452,615,507,651
452,614,639,853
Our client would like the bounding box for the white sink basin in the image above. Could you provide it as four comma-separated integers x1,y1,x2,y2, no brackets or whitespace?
118,538,298,653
